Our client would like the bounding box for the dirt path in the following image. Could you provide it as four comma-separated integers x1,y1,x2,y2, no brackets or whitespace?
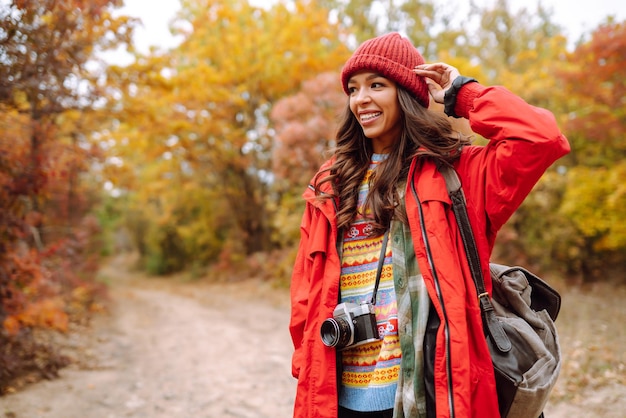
1,256,625,418
0,257,296,418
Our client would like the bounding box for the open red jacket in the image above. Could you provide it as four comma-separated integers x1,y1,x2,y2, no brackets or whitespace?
289,83,570,418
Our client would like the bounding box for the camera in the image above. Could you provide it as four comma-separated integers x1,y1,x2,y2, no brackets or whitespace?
320,302,380,350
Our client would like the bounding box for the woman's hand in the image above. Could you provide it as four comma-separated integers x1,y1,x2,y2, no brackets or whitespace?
413,63,460,104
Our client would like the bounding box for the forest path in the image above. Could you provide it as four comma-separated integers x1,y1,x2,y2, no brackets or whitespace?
0,255,296,418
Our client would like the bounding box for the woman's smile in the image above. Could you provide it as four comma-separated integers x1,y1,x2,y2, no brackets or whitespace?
359,111,382,124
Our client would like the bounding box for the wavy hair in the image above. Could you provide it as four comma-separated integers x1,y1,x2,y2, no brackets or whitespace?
314,86,471,236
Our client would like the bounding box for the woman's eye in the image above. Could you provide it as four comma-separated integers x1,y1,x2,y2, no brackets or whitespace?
348,86,358,94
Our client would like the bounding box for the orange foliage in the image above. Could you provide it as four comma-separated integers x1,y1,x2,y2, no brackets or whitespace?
0,0,132,389
15,299,69,333
271,72,346,191
561,21,626,152
2,316,21,337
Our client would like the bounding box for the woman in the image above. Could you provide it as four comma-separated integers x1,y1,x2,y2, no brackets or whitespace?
289,32,569,418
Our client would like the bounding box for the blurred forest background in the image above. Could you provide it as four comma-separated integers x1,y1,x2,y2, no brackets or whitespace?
0,0,624,402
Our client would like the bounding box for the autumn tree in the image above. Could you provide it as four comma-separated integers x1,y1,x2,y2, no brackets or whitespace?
0,0,135,391
103,0,350,273
0,0,135,242
555,20,626,280
486,19,626,282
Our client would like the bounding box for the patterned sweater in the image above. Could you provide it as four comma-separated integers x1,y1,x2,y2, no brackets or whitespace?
338,154,401,412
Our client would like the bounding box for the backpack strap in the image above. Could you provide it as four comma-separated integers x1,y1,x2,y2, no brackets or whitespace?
439,164,512,353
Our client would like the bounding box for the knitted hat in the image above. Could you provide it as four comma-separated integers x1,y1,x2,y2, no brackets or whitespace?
341,32,430,108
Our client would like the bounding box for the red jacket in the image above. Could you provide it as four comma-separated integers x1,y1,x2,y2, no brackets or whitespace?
289,83,570,418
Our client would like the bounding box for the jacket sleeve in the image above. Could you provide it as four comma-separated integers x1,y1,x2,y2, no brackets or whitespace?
289,204,313,379
454,82,571,233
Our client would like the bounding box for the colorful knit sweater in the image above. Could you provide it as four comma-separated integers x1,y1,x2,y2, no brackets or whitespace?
338,154,401,412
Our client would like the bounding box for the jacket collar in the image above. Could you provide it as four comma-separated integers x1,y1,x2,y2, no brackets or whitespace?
303,159,339,225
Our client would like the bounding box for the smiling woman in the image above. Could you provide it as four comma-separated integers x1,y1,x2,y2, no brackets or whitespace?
288,32,570,418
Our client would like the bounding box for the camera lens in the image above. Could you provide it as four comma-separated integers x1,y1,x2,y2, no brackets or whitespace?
320,317,352,348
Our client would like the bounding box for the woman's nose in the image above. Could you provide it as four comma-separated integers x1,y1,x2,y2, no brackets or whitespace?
354,88,371,104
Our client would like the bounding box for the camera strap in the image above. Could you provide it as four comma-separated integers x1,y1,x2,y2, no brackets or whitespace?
370,228,390,306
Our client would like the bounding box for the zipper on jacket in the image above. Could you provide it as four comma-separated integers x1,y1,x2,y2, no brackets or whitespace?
410,171,456,418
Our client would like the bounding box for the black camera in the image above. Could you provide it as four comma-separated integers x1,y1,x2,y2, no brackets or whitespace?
320,302,380,350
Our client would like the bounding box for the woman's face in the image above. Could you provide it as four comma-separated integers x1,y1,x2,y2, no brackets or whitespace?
348,71,402,154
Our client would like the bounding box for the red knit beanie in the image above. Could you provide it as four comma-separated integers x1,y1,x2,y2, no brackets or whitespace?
341,32,430,108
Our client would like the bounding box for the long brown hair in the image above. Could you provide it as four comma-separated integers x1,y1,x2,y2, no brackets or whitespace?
314,86,471,236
